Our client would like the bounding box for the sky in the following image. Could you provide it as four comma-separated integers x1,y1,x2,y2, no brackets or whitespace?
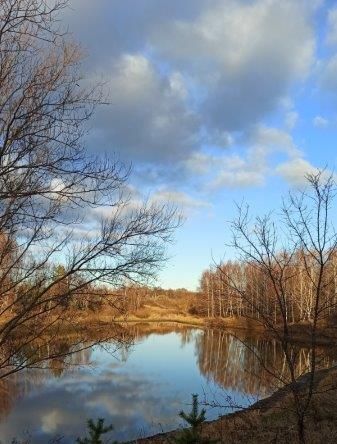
62,0,337,290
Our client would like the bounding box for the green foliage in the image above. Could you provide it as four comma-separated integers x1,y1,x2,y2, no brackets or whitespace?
179,394,206,428
76,418,115,444
173,394,216,444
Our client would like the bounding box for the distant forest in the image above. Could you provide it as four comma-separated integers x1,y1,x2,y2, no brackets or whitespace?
199,252,337,324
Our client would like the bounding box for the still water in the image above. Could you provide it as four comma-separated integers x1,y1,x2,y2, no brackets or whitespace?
0,324,334,443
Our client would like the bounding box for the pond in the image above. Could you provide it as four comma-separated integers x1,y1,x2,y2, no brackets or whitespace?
0,324,334,443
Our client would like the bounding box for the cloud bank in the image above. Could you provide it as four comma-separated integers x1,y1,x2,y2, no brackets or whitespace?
60,0,331,212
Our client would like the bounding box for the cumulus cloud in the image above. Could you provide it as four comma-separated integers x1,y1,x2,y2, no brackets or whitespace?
183,151,264,190
206,126,304,189
313,115,329,128
151,0,315,132
276,158,319,185
150,188,210,212
317,9,337,102
319,54,337,94
183,152,213,175
64,0,208,66
285,111,299,130
62,0,316,169
326,6,337,46
88,54,199,163
57,1,324,198
200,149,266,190
210,168,265,189
250,126,300,158
317,5,337,100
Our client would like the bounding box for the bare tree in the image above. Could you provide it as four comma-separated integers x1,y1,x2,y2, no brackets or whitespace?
0,0,180,379
210,172,337,443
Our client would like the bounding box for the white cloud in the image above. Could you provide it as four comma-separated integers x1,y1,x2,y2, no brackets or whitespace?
150,188,210,213
327,6,337,46
206,125,306,190
313,115,329,128
152,0,315,131
62,0,316,170
41,409,64,433
250,126,300,158
211,169,265,189
183,150,263,189
205,129,234,148
207,149,267,190
50,178,65,192
285,111,299,130
276,158,319,185
88,54,199,163
183,152,213,175
320,54,337,94
169,71,188,100
57,1,323,197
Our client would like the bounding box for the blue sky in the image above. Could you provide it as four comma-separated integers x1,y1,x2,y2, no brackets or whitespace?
63,0,337,290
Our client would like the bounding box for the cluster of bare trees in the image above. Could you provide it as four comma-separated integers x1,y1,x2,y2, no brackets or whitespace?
200,171,337,443
200,173,337,328
0,0,179,379
113,285,197,316
200,249,337,324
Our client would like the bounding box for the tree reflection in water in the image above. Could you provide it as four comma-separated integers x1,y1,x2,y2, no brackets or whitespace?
0,325,335,442
196,329,336,397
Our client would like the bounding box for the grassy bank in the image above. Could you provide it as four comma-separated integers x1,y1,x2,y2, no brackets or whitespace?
30,306,337,348
4,293,337,362
75,308,337,346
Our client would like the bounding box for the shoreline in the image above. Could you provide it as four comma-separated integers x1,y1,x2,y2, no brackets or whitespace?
87,313,337,347
2,313,337,443
137,364,337,444
33,311,337,348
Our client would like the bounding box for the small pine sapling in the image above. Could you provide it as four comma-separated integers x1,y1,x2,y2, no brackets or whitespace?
76,418,115,444
173,394,216,444
179,394,206,429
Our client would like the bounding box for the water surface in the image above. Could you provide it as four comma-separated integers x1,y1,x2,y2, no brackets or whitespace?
0,325,334,443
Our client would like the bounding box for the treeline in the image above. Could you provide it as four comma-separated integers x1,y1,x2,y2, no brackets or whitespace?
112,285,199,316
199,251,337,324
0,239,199,323
0,259,111,317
